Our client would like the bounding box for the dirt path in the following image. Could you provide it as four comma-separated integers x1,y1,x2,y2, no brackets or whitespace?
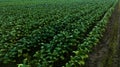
85,1,120,67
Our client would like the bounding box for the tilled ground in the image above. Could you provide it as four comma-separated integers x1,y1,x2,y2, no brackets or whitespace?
85,1,120,67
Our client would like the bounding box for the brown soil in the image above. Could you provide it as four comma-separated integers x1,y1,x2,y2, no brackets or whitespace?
85,1,120,67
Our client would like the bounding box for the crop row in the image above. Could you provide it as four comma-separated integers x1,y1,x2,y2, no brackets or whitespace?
0,0,116,67
65,0,118,67
1,2,100,63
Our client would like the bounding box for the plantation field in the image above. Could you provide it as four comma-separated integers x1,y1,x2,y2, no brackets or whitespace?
0,0,118,67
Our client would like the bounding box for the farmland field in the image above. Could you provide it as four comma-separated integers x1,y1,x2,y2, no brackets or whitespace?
0,0,119,67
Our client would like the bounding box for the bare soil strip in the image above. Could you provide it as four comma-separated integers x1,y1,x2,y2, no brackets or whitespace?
85,1,120,67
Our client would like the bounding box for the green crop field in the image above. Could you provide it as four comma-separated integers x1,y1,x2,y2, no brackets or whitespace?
0,0,118,67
